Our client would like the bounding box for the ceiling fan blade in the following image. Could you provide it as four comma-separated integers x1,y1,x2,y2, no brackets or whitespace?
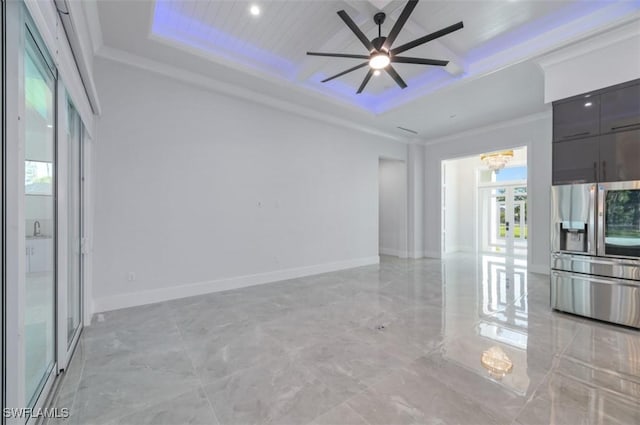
322,62,369,83
391,21,464,55
357,69,374,94
383,0,419,51
307,52,370,60
337,10,375,52
385,65,407,89
391,57,448,66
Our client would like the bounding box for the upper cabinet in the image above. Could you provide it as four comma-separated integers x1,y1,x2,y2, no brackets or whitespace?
599,129,640,182
552,137,599,185
553,96,600,142
552,80,640,184
600,83,640,134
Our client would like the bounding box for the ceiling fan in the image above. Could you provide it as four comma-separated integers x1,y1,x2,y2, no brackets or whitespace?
307,0,463,94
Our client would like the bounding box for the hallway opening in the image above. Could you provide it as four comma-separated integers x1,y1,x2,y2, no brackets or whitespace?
441,146,528,257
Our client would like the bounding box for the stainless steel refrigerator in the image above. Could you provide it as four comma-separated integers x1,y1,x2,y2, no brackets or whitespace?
550,181,640,328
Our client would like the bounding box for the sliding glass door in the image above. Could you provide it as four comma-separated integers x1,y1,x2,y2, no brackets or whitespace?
24,21,57,409
1,0,5,416
5,2,88,419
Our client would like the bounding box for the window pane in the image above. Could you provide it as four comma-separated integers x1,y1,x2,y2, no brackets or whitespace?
24,29,56,408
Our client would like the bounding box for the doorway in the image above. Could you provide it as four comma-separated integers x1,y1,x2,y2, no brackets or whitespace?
441,146,527,257
478,148,528,257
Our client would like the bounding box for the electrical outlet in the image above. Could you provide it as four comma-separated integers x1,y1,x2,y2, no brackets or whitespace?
127,272,136,282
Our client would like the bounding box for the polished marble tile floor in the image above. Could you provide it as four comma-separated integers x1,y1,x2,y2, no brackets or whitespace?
49,255,640,425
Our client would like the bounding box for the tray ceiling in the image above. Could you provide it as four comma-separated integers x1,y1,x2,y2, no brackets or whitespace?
96,0,640,138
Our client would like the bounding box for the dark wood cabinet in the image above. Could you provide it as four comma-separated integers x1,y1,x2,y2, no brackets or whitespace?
552,79,640,184
553,96,600,142
600,84,640,134
599,129,640,182
552,137,599,185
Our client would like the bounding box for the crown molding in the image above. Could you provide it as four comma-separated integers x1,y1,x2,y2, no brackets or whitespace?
146,33,381,120
421,110,551,146
472,5,640,76
95,46,406,143
379,3,640,113
536,16,640,69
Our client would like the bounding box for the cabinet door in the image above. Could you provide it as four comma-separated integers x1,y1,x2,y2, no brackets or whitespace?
29,238,52,273
601,84,640,134
553,96,600,141
552,137,599,185
599,129,640,182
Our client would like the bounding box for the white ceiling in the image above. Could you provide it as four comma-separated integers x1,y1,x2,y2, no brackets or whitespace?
94,0,640,141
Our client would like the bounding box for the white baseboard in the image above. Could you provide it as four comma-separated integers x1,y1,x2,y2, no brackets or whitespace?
93,256,380,313
423,250,442,259
529,264,550,275
379,247,409,258
406,250,440,259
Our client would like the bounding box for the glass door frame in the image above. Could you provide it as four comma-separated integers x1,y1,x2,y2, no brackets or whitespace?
597,180,640,259
4,2,59,423
2,0,5,420
478,181,528,257
56,95,84,372
24,19,58,417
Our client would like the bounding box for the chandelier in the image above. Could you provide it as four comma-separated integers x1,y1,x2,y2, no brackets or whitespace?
480,150,514,172
481,346,513,380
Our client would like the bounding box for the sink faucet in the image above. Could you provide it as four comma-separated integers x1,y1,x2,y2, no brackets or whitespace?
33,221,41,237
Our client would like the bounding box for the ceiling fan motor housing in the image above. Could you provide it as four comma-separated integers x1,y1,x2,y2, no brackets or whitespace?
372,37,388,52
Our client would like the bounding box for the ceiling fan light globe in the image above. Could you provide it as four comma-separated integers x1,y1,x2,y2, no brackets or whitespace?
369,54,390,70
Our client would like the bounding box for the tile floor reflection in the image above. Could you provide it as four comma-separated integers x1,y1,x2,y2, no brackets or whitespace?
47,255,640,425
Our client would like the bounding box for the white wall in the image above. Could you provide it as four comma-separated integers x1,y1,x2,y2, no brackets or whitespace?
442,156,477,254
407,144,425,258
92,58,406,312
378,159,407,257
423,113,552,274
442,160,458,253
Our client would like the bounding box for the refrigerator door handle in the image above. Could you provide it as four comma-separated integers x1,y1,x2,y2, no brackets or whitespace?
597,185,605,256
588,184,597,255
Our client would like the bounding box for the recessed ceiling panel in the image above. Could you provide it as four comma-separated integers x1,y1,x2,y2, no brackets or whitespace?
141,0,640,114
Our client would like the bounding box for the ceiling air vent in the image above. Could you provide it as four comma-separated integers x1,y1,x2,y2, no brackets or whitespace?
397,126,418,135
